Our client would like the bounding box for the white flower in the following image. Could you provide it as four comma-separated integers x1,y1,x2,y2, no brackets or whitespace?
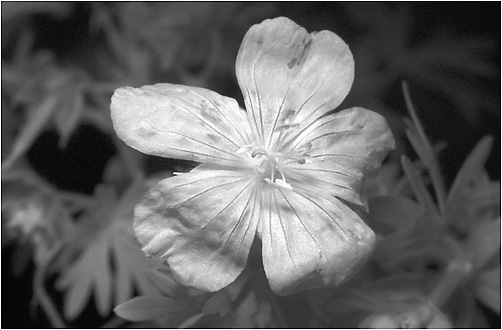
111,17,394,295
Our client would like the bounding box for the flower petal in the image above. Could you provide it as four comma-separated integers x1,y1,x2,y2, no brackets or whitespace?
283,107,395,206
111,83,252,165
236,17,354,149
134,168,259,292
259,185,376,295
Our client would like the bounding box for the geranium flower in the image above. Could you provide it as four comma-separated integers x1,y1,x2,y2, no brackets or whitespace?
110,17,394,295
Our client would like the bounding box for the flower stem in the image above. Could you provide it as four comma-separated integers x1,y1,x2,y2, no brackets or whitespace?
33,243,66,328
269,292,289,328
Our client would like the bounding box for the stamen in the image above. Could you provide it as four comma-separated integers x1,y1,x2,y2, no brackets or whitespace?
279,169,287,182
275,179,293,190
236,145,254,154
243,144,309,191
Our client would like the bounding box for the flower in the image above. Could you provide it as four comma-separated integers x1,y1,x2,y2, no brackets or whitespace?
110,17,394,295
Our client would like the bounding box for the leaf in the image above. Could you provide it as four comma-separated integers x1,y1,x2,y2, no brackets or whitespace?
403,81,446,216
202,290,231,315
470,179,500,211
144,267,190,299
56,185,162,320
474,266,501,314
468,218,501,271
401,156,440,221
56,238,98,320
215,289,273,328
2,2,73,21
446,136,494,219
367,196,423,236
54,87,85,148
109,216,163,303
114,296,190,322
178,313,206,329
93,232,113,316
2,95,57,170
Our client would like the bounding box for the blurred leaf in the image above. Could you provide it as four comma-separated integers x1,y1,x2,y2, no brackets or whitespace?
53,82,86,148
56,184,162,320
367,196,422,236
446,136,494,217
2,2,73,22
403,82,446,216
202,290,231,315
144,268,185,298
427,311,453,328
469,178,500,213
2,59,94,168
215,290,273,328
109,216,162,305
178,313,206,329
473,266,501,314
56,238,96,319
92,2,274,87
401,156,440,221
2,94,57,169
363,163,411,198
467,218,501,271
114,296,190,322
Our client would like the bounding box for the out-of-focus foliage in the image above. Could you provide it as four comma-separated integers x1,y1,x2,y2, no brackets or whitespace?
343,3,498,124
2,2,499,328
54,181,164,320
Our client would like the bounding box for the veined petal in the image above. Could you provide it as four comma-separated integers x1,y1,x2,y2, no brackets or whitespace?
111,83,252,165
236,17,354,150
134,168,259,292
283,107,395,206
259,185,376,295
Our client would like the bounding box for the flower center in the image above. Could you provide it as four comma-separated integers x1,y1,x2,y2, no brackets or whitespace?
255,150,293,189
237,145,312,190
